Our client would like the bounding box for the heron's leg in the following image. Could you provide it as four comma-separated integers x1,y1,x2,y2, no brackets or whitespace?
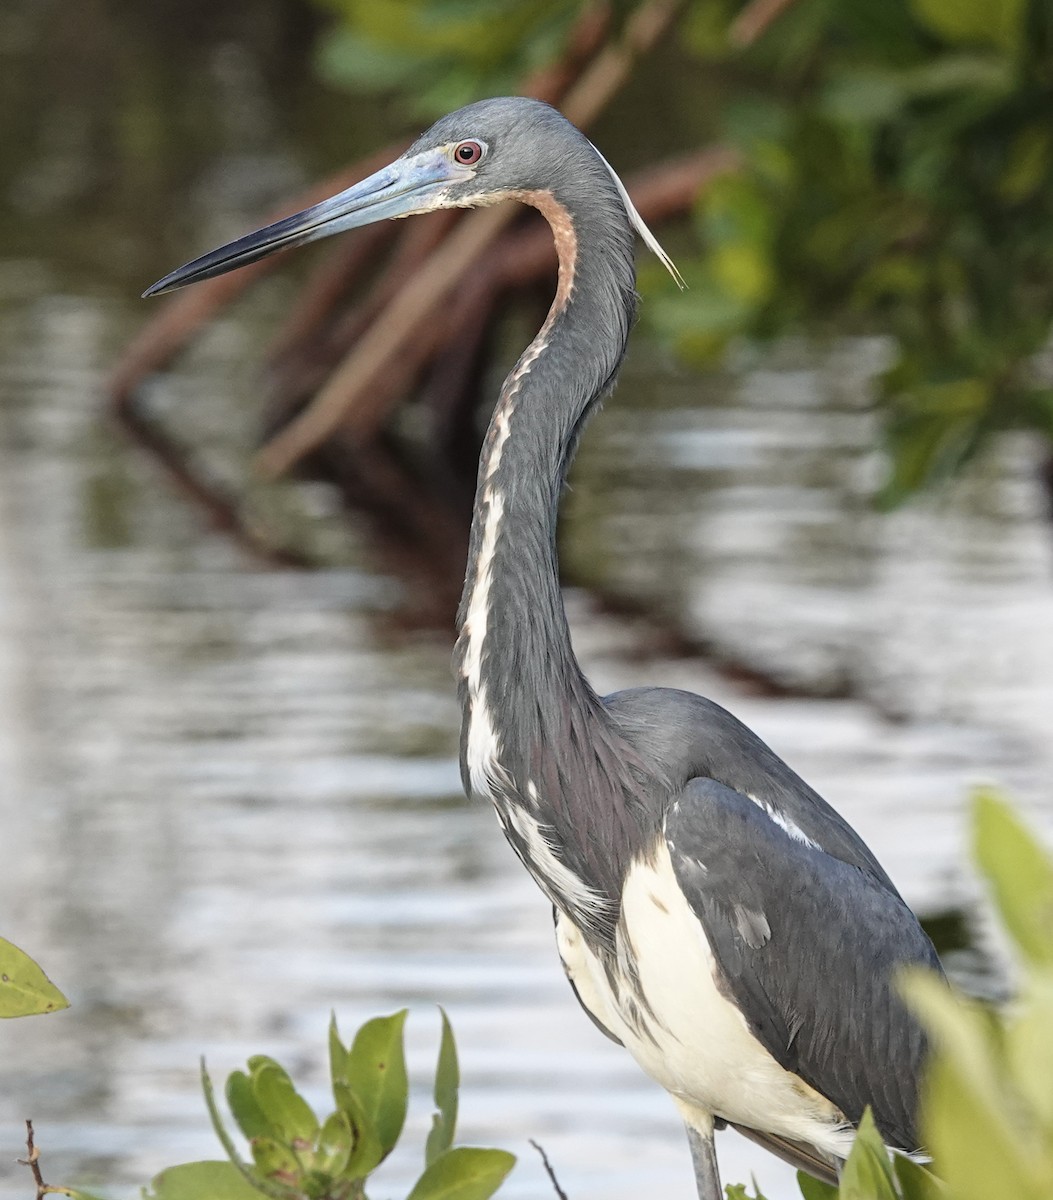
684,1123,722,1200
674,1100,722,1200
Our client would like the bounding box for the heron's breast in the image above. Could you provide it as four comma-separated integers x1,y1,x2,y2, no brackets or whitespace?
557,840,852,1155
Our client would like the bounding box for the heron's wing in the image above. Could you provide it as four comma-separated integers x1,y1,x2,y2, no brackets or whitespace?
605,686,903,896
666,776,941,1153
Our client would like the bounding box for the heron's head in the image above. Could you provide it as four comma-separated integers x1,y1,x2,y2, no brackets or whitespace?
144,97,680,297
144,99,589,297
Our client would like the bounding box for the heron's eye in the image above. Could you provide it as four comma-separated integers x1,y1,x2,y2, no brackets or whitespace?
454,140,484,166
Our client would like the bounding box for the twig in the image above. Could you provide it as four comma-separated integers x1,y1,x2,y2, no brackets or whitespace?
530,1139,570,1200
17,1120,75,1200
18,1120,47,1200
109,396,313,568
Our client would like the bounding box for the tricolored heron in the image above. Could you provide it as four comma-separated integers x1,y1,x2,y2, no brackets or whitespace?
146,97,941,1198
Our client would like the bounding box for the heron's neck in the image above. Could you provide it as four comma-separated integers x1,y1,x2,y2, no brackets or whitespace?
455,191,636,794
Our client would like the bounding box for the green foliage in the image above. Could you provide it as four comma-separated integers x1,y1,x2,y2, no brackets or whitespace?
308,0,1053,500
726,1180,769,1198
674,0,1053,501
152,1011,514,1200
901,791,1053,1200
0,937,68,1018
314,0,582,117
405,1148,518,1200
425,1008,459,1166
972,788,1053,967
146,1162,269,1200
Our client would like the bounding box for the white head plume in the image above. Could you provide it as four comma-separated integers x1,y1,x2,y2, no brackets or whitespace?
590,141,686,290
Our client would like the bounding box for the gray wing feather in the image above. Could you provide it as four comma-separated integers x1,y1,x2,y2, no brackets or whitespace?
730,1123,840,1186
667,776,941,1153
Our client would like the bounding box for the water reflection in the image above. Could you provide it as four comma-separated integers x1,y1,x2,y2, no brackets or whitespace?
0,280,1047,1199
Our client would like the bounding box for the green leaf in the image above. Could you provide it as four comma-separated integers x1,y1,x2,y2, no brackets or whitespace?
227,1071,273,1141
251,1062,320,1145
893,1153,944,1200
1005,971,1053,1133
821,67,909,125
796,1171,839,1200
839,1109,897,1200
725,1181,769,1199
910,0,1026,54
200,1062,290,1200
346,1009,409,1157
250,1137,300,1185
921,1054,1039,1200
298,1171,333,1200
144,1162,271,1200
314,1111,354,1177
333,1080,384,1178
425,1008,459,1166
902,971,1007,1111
1000,125,1053,203
973,789,1053,967
202,1061,249,1167
329,1013,349,1090
406,1147,515,1200
0,937,69,1018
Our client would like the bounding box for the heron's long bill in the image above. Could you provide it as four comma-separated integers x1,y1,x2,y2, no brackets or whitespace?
143,148,461,297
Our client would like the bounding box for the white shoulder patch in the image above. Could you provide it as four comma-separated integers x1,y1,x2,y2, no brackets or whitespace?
589,141,686,290
746,794,821,851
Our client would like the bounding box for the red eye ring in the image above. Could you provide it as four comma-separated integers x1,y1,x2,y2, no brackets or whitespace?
454,140,484,165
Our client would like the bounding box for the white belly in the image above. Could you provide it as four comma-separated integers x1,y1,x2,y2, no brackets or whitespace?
555,839,854,1158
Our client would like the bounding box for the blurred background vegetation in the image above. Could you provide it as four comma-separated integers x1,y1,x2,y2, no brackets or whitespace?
303,0,1053,504
11,0,1053,514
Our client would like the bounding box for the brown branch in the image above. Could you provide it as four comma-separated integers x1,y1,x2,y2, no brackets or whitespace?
260,3,615,394
261,209,464,434
17,1120,76,1200
105,149,410,561
728,0,799,46
110,395,313,567
526,2,612,102
18,1120,46,1200
254,0,685,480
561,0,681,127
255,203,513,476
530,1139,570,1200
106,2,626,550
269,146,734,454
263,220,399,364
